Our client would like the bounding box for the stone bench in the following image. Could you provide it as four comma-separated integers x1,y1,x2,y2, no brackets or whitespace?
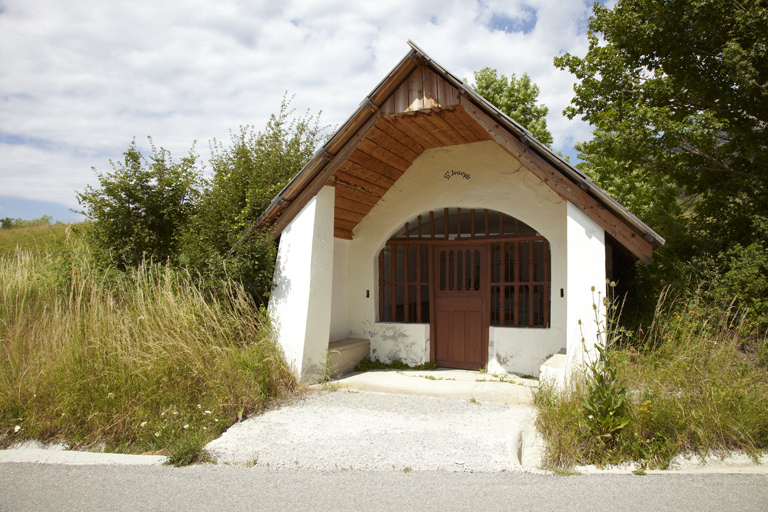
328,338,370,378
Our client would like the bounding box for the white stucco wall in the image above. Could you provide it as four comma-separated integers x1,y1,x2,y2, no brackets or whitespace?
565,201,606,370
330,238,350,342
269,186,335,382
367,322,430,366
346,141,569,372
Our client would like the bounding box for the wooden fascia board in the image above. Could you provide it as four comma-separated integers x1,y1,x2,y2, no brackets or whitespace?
459,96,655,264
258,51,421,234
269,109,385,237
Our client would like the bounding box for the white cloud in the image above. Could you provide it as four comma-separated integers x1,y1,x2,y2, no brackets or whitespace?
0,0,596,209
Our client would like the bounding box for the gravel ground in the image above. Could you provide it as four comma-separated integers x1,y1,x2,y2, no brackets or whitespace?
204,389,541,472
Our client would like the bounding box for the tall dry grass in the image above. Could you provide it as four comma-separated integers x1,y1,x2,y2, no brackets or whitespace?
0,233,295,459
534,288,768,469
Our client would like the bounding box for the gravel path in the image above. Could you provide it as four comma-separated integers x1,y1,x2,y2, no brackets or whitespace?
204,389,541,472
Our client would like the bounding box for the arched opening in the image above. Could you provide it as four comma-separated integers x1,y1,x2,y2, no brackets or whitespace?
378,208,551,369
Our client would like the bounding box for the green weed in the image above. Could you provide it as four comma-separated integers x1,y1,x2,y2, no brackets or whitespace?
0,231,296,457
354,357,438,372
534,287,768,470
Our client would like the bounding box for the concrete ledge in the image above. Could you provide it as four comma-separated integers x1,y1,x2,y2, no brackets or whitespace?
328,338,370,377
539,353,567,389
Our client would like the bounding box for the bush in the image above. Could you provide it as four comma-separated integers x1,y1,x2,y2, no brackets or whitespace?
76,138,202,270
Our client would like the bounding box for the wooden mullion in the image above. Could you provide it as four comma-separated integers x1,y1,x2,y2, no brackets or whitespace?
499,212,504,235
429,211,435,238
543,240,550,327
457,208,462,239
379,250,386,321
391,245,397,322
514,242,520,327
404,242,410,322
499,243,506,326
405,222,410,239
417,215,422,239
484,209,489,236
416,244,422,322
444,208,449,239
529,241,535,327
470,209,476,238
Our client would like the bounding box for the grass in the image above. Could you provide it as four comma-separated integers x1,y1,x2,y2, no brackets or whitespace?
0,227,296,463
0,218,70,256
534,288,768,470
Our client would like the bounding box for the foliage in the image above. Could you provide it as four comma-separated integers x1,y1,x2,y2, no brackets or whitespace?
0,230,296,460
76,138,202,270
472,67,553,145
1,215,52,230
580,342,630,444
556,0,768,206
534,287,768,470
556,0,768,327
182,94,326,302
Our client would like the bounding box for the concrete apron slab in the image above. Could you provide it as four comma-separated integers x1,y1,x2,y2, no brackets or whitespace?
326,369,537,405
320,369,544,468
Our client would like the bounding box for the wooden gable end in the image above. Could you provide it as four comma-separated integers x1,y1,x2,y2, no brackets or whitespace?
270,63,495,240
259,45,663,263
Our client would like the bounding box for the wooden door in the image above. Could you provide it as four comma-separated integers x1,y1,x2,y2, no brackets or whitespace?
432,245,488,370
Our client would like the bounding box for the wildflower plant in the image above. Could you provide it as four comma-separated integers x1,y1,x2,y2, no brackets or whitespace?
579,284,630,446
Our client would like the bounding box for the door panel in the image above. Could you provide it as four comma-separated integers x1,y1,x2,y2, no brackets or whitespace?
432,245,488,370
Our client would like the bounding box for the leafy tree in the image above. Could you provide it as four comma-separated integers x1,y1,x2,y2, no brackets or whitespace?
472,67,553,145
555,0,768,248
182,95,326,301
556,0,768,325
76,138,202,269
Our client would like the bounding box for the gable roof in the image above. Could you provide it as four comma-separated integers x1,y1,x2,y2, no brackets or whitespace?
256,41,665,263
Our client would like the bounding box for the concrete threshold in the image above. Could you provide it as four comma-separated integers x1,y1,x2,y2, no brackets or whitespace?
324,368,537,405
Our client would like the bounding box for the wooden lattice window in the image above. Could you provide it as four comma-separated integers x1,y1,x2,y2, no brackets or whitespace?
379,244,430,323
490,240,550,327
378,208,551,327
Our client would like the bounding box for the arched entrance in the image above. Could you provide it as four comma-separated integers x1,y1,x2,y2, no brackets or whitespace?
378,208,551,370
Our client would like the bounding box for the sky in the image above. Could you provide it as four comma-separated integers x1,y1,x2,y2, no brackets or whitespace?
0,0,604,223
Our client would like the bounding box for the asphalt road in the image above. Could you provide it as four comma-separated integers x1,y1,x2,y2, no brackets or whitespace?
1,463,767,512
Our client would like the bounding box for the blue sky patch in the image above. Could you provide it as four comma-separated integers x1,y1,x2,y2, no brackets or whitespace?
0,132,52,150
488,6,537,34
